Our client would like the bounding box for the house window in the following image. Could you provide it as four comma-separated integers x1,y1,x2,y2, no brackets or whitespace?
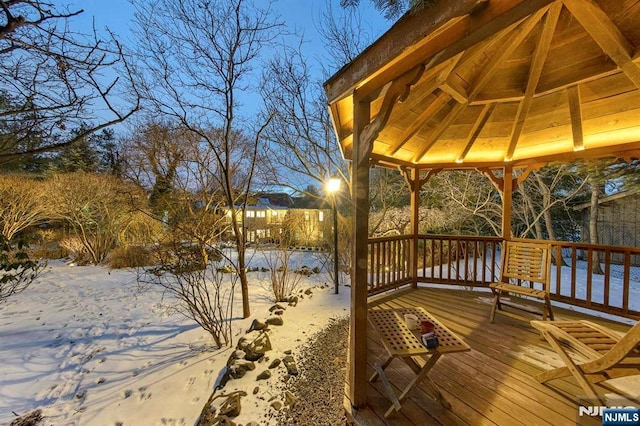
319,211,324,222
304,211,310,221
246,211,255,218
256,210,266,218
272,210,278,216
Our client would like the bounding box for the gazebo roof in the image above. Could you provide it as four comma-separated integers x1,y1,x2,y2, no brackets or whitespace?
324,0,640,170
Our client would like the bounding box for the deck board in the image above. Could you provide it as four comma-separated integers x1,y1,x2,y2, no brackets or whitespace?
345,287,637,425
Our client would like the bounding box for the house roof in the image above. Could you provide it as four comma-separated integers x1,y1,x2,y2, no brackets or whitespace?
572,189,640,211
324,0,640,171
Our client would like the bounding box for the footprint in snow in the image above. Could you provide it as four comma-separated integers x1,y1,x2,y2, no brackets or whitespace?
184,376,196,389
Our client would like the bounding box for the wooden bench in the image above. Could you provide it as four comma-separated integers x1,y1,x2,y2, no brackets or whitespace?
489,240,554,323
368,307,470,418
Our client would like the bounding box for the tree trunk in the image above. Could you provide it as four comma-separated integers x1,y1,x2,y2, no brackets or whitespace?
230,206,251,318
535,173,568,266
588,178,604,275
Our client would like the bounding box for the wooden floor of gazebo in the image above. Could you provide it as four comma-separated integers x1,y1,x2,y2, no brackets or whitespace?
345,287,639,425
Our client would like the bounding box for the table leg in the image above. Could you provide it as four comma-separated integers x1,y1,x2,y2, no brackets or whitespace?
384,353,443,418
369,355,393,382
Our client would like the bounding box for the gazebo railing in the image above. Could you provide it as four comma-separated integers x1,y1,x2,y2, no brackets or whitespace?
367,235,412,295
367,235,640,319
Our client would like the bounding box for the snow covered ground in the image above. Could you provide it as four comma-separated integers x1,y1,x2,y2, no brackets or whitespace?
2,249,639,425
0,252,349,425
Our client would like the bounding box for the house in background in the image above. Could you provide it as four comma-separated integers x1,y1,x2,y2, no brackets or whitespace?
226,192,332,249
574,191,640,265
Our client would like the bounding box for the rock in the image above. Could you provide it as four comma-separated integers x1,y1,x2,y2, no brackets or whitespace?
238,331,272,361
212,415,236,426
199,391,246,425
246,422,260,426
269,304,285,312
284,349,292,355
256,370,271,381
268,358,281,369
271,401,283,411
247,319,267,332
227,359,256,379
218,391,247,418
265,316,283,326
9,409,42,426
253,386,259,395
284,391,297,408
287,295,298,307
283,355,299,376
304,288,312,295
232,350,246,360
273,309,284,316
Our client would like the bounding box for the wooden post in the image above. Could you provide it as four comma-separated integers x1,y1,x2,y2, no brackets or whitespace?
350,94,372,408
502,166,513,240
410,168,420,289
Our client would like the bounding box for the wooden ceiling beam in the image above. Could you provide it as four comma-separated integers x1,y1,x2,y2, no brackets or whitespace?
326,0,555,104
413,102,467,162
567,85,584,152
388,91,450,156
469,7,549,100
457,103,497,163
414,8,549,163
505,3,562,160
563,0,640,90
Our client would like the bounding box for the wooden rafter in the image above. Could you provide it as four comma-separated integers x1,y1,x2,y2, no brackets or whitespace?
506,2,562,161
413,7,549,163
413,102,467,162
563,0,640,90
386,55,463,156
388,91,450,156
457,103,496,163
567,85,584,151
469,7,549,100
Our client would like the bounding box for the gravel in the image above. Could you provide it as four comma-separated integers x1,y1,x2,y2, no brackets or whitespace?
277,316,349,425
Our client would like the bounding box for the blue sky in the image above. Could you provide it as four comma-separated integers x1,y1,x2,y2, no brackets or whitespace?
67,0,391,132
73,0,390,64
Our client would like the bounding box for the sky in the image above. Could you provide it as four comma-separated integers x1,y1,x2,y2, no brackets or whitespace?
64,0,391,136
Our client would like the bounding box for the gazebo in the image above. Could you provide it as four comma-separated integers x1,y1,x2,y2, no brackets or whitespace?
324,0,640,421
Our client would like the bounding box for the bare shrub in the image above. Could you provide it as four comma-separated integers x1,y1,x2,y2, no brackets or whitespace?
109,246,154,269
119,211,165,248
59,237,91,265
261,229,304,302
0,176,47,241
43,173,147,265
1,238,45,302
139,241,235,348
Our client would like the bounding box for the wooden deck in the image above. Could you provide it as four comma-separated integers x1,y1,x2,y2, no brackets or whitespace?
345,287,639,425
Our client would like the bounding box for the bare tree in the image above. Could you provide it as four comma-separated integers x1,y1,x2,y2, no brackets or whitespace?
131,0,283,318
0,1,139,164
120,119,194,215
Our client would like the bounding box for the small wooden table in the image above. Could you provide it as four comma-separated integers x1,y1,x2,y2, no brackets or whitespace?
368,307,470,418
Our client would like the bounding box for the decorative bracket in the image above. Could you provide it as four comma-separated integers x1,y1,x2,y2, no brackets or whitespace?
359,65,425,149
479,162,546,192
400,166,441,191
